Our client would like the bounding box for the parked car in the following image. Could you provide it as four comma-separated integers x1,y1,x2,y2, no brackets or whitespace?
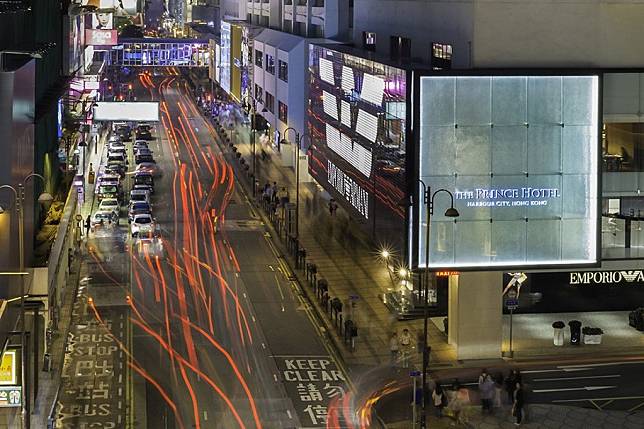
98,198,120,221
131,213,155,238
134,171,154,189
135,128,152,140
135,153,155,165
134,147,153,156
97,184,120,202
132,183,154,195
91,210,118,231
128,201,151,223
129,189,150,206
107,153,128,165
135,162,160,176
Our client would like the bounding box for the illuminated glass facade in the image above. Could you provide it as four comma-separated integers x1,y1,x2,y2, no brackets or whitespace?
308,44,408,253
111,39,210,67
417,75,600,269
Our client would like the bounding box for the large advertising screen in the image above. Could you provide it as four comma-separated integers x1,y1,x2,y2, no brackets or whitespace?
418,75,600,269
219,21,231,94
85,29,118,46
308,45,407,251
93,102,159,121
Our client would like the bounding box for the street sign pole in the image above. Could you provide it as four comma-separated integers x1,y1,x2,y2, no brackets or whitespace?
504,287,519,358
509,307,514,358
410,370,420,427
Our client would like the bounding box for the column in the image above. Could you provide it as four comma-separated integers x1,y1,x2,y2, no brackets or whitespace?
448,271,503,360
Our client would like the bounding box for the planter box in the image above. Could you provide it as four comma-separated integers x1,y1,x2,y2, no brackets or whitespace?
583,334,602,345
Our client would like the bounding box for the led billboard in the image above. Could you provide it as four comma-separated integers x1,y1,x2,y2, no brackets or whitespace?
85,29,117,46
417,75,600,269
93,102,159,121
308,44,407,251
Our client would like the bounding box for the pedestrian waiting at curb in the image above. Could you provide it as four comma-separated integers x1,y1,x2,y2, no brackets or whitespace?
505,369,521,404
389,332,399,365
479,372,495,414
399,328,412,368
432,384,446,418
512,380,525,426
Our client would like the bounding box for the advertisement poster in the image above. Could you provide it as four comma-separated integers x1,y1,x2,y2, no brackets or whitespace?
91,12,113,29
0,350,17,385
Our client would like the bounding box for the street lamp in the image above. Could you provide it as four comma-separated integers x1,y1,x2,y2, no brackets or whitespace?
280,128,313,241
0,173,52,429
241,95,267,195
404,180,459,429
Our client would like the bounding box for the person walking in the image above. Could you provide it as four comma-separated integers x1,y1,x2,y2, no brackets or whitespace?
389,332,399,366
85,215,91,238
479,374,495,414
432,384,446,418
278,187,289,207
271,182,278,203
505,370,521,404
512,381,525,426
493,373,504,411
399,328,412,368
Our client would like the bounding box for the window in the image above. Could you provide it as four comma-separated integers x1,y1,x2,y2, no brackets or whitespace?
278,60,288,82
265,54,275,74
265,91,275,113
255,49,262,67
278,101,288,124
255,84,263,103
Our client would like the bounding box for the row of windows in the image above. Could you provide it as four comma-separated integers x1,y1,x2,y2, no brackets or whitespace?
254,49,288,82
253,84,289,124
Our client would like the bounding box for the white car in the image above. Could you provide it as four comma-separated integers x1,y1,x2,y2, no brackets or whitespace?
98,198,120,219
91,210,118,231
131,213,155,238
129,189,150,206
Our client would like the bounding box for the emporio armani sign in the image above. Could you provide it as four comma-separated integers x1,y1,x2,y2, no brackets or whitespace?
569,270,644,285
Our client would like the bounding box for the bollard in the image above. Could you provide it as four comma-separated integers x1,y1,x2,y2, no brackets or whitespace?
344,319,354,344
322,290,330,311
298,248,307,270
350,325,358,351
317,278,328,301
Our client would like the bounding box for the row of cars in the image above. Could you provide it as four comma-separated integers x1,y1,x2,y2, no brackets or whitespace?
92,122,161,239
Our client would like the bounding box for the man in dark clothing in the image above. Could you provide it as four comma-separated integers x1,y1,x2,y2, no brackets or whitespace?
512,381,525,426
85,215,91,237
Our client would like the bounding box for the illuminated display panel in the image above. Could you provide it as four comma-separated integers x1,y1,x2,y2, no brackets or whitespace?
94,102,159,121
418,75,600,269
220,22,232,93
308,44,407,253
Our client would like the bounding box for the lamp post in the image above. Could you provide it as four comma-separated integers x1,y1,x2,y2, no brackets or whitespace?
0,173,53,429
281,128,312,241
416,180,459,429
241,95,268,195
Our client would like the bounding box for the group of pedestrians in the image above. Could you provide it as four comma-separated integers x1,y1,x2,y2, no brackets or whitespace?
260,181,290,213
477,368,525,426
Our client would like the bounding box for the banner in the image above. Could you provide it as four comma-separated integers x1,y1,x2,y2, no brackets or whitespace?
85,29,118,46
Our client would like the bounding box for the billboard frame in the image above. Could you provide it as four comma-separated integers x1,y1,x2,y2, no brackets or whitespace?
410,68,603,272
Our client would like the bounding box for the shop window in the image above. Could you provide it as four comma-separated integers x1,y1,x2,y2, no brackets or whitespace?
278,60,288,82
265,91,275,113
255,49,262,67
255,84,263,103
265,54,275,75
278,101,288,124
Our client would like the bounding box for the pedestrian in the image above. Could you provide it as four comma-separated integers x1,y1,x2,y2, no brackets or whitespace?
512,381,525,426
478,369,488,411
329,198,338,216
278,187,289,207
479,374,495,414
271,182,278,203
85,215,91,237
505,370,520,404
493,373,504,410
432,384,446,418
389,332,399,365
399,328,412,368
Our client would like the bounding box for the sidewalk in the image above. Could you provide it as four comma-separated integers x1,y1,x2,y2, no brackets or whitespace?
386,403,644,429
212,108,455,372
31,127,107,428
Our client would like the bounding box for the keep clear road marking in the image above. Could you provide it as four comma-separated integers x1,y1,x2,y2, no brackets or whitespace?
533,385,618,393
533,374,621,382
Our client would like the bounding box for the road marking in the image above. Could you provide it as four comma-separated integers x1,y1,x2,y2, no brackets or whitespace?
273,374,278,382
203,411,208,421
522,368,590,374
533,385,617,393
533,374,620,382
552,395,644,403
274,274,285,301
286,410,292,419
261,342,266,349
558,361,644,369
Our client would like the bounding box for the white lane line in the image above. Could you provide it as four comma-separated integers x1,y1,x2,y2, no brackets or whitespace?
558,361,644,369
533,374,621,382
273,374,278,382
203,411,208,421
286,410,292,419
261,343,266,349
533,385,617,393
552,395,644,403
522,368,590,374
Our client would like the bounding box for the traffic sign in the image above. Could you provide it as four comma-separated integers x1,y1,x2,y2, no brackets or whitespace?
505,298,519,310
409,370,421,377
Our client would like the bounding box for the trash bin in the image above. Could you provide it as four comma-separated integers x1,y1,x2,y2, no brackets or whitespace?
552,321,565,346
568,320,582,345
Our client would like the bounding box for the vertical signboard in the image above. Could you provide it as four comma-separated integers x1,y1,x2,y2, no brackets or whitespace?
220,21,231,94
417,74,600,269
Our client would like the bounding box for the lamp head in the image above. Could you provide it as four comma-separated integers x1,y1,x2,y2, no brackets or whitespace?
280,138,289,146
37,192,54,204
444,206,460,218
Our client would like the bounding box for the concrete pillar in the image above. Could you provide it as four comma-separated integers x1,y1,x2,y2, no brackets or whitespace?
448,271,503,360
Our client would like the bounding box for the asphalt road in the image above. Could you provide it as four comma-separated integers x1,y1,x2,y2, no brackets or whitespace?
75,69,353,429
